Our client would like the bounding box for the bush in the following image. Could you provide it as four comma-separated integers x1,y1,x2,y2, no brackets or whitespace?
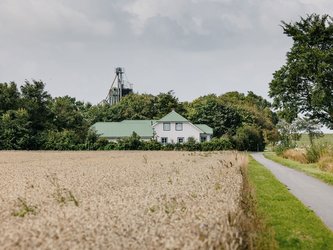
142,139,162,150
318,156,333,173
182,137,201,151
305,144,327,163
42,130,80,150
162,143,175,151
234,125,265,151
273,144,291,156
94,138,109,150
201,137,233,151
104,141,117,150
282,149,308,163
116,132,144,150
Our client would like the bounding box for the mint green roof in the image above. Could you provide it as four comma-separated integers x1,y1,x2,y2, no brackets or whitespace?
121,120,156,124
158,110,188,122
92,121,153,138
195,124,213,134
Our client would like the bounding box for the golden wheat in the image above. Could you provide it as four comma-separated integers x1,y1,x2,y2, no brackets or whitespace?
0,151,247,249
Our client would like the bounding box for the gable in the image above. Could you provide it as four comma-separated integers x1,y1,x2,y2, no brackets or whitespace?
158,110,188,122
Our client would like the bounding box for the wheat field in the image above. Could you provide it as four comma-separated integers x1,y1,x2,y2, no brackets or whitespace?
0,151,248,250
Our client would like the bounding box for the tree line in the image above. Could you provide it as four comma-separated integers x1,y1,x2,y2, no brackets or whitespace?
0,81,278,151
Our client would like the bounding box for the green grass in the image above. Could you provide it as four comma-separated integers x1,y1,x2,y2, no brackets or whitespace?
248,157,333,249
297,134,333,147
263,152,333,186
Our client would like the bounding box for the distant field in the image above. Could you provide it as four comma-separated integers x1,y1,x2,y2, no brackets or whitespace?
0,151,247,249
297,133,333,147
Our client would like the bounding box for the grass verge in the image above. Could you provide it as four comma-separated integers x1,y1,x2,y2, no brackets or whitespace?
248,156,333,249
263,152,333,186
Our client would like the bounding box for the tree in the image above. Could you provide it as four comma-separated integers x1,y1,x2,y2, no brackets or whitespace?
109,93,157,121
269,14,333,128
295,117,323,146
0,82,20,115
50,96,88,133
154,91,186,119
187,95,242,137
0,109,31,149
276,119,302,148
234,125,265,151
219,91,279,144
20,80,53,148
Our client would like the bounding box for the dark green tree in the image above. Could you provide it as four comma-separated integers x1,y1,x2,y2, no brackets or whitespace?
20,80,53,148
187,95,242,137
154,91,186,118
0,109,31,149
269,14,333,127
51,96,87,132
0,82,20,115
234,125,265,151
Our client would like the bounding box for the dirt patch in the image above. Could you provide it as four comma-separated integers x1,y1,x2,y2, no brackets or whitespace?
0,151,247,249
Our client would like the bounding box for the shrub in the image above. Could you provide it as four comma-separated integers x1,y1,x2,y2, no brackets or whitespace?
43,130,80,150
201,137,233,151
318,156,333,173
104,141,117,150
116,132,144,150
142,139,162,150
162,143,175,151
305,144,326,163
282,149,308,163
182,137,201,151
94,138,109,150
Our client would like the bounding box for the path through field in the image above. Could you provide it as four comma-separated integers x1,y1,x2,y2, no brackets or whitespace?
252,152,333,231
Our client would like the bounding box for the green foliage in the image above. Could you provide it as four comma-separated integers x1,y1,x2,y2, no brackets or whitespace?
305,144,326,163
181,137,201,151
269,14,333,128
234,125,265,151
201,137,233,151
51,96,87,132
116,132,144,150
0,109,31,149
0,82,20,115
276,119,302,148
187,94,242,137
43,130,81,150
162,143,175,151
0,80,277,151
142,139,162,150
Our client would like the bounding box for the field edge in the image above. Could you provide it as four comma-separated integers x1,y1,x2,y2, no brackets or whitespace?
248,156,333,249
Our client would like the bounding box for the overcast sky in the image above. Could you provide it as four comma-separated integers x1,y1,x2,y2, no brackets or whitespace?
0,0,332,104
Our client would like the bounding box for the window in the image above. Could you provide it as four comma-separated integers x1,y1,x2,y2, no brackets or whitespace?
163,122,171,131
161,137,168,144
200,136,207,142
175,122,183,131
177,137,184,144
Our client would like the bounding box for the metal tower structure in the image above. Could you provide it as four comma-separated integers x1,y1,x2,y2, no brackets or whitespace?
104,67,133,105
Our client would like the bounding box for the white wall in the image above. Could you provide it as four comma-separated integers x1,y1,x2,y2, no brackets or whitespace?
153,122,203,143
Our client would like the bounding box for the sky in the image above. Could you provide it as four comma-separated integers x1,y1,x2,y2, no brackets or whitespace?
0,0,332,104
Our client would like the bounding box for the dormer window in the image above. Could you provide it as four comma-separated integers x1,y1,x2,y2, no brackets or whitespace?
163,122,171,131
175,122,183,131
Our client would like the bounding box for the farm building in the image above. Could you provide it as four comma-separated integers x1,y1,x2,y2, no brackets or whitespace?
92,110,213,144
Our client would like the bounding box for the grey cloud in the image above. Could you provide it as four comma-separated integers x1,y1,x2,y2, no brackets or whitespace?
0,0,332,105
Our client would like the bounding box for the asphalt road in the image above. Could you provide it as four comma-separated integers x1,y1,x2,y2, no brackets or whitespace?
251,152,333,231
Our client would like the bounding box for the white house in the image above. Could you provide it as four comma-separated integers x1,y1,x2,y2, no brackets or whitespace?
92,110,213,143
152,110,212,144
